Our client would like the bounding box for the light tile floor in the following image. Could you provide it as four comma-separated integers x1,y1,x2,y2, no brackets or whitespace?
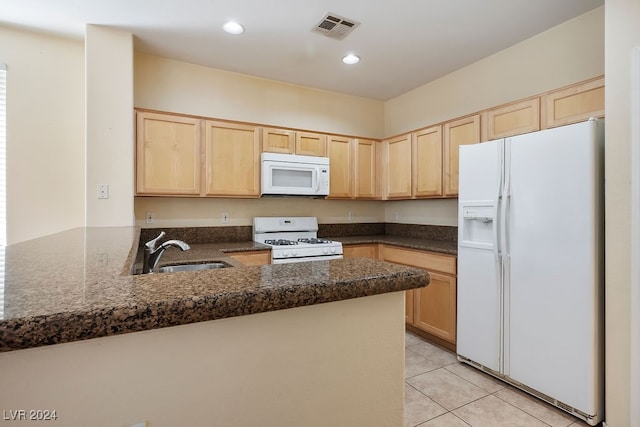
404,331,599,427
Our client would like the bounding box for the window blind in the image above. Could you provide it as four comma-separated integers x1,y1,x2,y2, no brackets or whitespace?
0,63,5,247
0,63,6,320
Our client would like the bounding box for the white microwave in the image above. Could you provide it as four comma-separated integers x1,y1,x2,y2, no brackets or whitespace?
261,152,330,197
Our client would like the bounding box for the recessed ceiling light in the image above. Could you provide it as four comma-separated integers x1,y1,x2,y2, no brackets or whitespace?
342,54,360,65
223,21,245,35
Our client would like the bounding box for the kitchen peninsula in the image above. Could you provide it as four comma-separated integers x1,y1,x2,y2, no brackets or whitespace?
0,227,428,426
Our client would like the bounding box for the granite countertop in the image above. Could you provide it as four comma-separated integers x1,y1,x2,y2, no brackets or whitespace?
0,227,429,352
331,235,458,255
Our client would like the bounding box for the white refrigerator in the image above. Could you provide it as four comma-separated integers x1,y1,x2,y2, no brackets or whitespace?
457,119,604,425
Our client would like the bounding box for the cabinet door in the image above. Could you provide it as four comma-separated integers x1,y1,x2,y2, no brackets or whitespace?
136,112,201,195
412,126,442,198
443,115,480,197
484,97,540,141
385,134,412,199
295,132,326,157
413,273,457,343
327,135,353,198
379,245,457,343
204,121,261,197
355,139,378,199
342,244,378,259
262,127,295,153
542,77,604,129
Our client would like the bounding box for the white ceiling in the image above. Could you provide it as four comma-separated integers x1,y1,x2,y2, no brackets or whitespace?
0,0,603,100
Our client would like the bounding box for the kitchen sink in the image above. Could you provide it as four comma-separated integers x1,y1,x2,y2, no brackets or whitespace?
156,261,232,273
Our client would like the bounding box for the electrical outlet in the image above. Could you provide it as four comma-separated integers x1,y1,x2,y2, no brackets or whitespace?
348,211,353,221
222,212,230,224
393,211,399,221
97,184,109,199
145,212,155,224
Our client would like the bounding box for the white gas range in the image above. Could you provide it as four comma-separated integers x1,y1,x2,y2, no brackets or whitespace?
253,217,343,264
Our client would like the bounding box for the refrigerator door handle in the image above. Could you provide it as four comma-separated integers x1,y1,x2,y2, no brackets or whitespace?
502,139,512,257
494,139,505,262
493,200,501,261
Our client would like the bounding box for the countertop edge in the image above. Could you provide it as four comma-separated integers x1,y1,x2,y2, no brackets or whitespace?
0,264,428,353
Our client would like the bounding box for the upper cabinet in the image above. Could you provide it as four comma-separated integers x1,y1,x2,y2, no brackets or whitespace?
327,137,378,199
443,115,480,197
412,126,443,198
384,133,412,199
136,111,201,196
483,98,540,141
296,132,326,157
135,76,603,201
262,127,295,154
262,127,326,157
204,120,261,197
326,135,353,198
542,77,604,129
136,111,261,198
354,139,378,199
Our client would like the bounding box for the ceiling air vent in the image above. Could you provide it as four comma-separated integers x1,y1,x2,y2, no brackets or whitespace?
312,13,360,40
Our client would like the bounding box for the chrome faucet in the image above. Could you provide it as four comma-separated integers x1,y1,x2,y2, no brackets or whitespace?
142,231,191,273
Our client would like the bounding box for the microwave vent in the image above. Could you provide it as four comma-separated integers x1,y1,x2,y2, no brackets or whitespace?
312,13,360,40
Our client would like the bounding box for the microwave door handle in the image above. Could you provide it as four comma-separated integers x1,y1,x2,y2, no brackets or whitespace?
314,169,320,191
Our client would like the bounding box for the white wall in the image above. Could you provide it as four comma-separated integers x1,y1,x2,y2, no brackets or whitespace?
604,1,640,425
385,6,604,137
135,52,384,138
85,25,134,227
135,196,385,228
0,27,85,244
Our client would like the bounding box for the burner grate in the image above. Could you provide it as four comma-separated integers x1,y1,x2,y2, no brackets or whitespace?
265,239,299,246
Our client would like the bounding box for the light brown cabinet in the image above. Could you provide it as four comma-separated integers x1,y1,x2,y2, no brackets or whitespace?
483,97,540,141
136,111,262,198
443,115,480,197
384,133,412,199
342,243,378,259
379,245,457,345
204,120,261,197
412,126,443,198
227,250,271,266
542,77,604,129
262,127,326,157
327,135,353,198
136,112,201,195
354,139,378,199
296,132,326,157
261,127,295,154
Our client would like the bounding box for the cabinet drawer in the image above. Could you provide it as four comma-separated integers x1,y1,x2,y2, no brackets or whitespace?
343,244,378,259
379,245,456,275
227,250,271,266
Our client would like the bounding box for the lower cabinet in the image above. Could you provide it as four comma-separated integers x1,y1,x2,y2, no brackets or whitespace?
342,244,379,259
378,245,457,346
342,243,458,346
227,250,271,266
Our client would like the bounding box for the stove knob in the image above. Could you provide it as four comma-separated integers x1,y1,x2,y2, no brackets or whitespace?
291,250,297,257
330,248,336,254
283,251,289,257
322,248,329,255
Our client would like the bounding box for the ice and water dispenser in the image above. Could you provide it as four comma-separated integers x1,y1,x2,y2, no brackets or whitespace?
459,203,495,250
